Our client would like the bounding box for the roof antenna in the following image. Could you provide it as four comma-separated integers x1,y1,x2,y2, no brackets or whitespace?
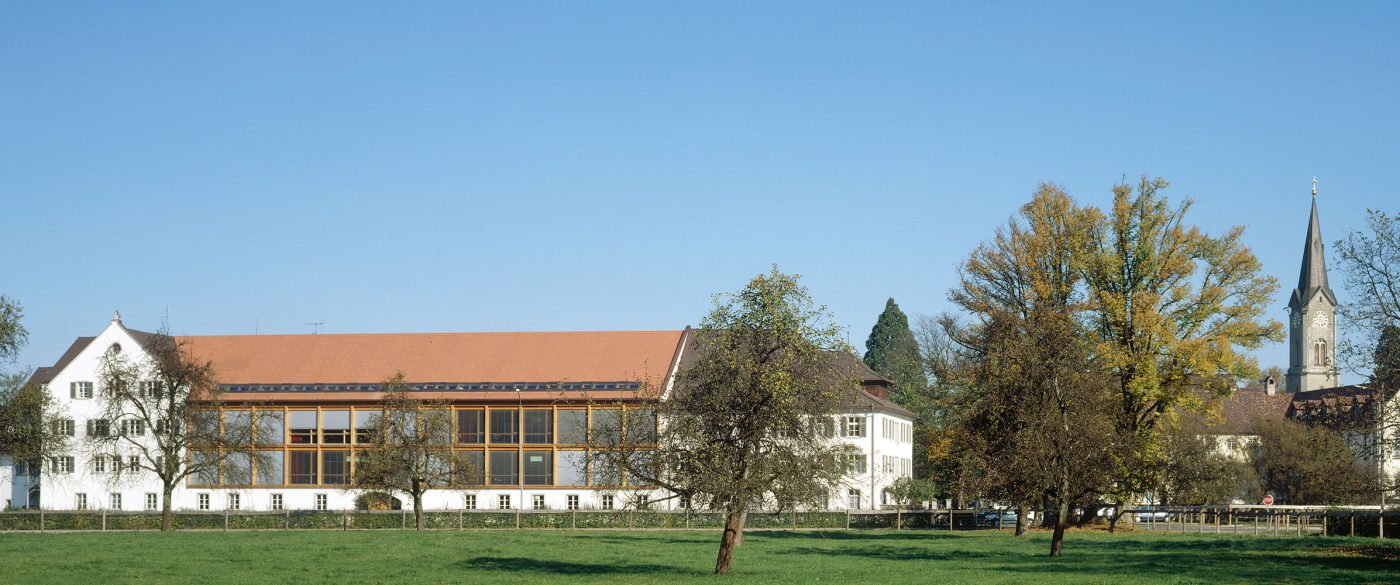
306,322,325,334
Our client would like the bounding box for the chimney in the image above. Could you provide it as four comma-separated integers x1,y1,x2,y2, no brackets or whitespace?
1266,377,1277,396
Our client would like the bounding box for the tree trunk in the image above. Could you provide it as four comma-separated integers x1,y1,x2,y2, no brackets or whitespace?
413,493,424,531
714,508,747,574
161,484,174,532
1050,497,1069,557
734,509,747,547
1015,502,1028,536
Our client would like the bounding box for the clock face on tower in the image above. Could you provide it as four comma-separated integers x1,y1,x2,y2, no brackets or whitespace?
1312,311,1328,328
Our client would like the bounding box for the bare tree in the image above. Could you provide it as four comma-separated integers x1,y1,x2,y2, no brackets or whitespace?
93,328,267,531
352,372,471,530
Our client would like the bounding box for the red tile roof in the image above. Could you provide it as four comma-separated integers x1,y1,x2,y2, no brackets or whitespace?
177,330,686,387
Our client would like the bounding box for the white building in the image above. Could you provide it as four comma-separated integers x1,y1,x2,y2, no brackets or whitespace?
8,314,914,512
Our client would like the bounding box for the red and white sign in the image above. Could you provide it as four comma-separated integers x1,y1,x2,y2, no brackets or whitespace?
1262,494,1275,505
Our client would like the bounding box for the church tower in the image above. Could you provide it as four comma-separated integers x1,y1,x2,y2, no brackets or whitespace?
1286,181,1338,392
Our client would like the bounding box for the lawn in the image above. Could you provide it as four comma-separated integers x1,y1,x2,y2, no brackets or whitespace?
0,528,1396,584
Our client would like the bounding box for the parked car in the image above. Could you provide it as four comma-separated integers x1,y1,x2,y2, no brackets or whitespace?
1134,510,1176,522
979,510,1019,526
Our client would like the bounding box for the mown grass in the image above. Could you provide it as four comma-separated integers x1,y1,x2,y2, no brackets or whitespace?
0,528,1396,584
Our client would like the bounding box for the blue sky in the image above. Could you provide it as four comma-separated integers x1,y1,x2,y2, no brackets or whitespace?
3,2,1397,381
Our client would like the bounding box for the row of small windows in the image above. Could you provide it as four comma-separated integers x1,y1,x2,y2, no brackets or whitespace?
48,418,159,438
73,493,160,511
182,492,640,511
222,381,641,393
881,419,912,444
67,380,164,400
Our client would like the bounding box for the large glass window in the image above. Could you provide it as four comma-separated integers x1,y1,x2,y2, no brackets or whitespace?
256,451,284,485
222,410,253,446
422,409,452,445
224,451,253,485
591,409,622,444
523,450,552,485
557,451,587,486
290,451,318,484
289,411,318,444
557,409,587,444
322,410,350,444
524,410,553,444
354,409,380,444
456,451,485,485
192,451,218,485
489,451,518,485
627,408,657,443
457,410,484,443
489,409,518,444
322,450,348,485
257,410,284,446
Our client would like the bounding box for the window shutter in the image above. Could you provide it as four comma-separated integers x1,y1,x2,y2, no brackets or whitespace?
70,382,76,399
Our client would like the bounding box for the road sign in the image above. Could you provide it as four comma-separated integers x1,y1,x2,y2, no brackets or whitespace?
1263,494,1274,505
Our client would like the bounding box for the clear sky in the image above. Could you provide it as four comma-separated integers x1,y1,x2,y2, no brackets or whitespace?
3,2,1397,382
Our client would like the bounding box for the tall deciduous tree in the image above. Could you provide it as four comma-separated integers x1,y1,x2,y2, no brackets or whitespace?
655,266,857,574
94,328,264,531
946,184,1122,556
1081,176,1283,501
352,372,467,530
1335,209,1400,376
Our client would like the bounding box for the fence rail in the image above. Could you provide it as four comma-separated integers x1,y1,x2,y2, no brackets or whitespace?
2,506,1395,537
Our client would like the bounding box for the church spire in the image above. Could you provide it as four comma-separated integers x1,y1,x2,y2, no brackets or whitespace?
1290,183,1335,309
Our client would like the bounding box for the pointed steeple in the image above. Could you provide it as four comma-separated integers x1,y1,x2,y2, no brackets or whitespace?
1289,188,1336,309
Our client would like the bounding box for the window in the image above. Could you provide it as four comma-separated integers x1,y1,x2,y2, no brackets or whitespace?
290,451,318,484
257,410,284,445
53,419,75,437
601,494,614,510
224,452,251,484
456,410,484,443
463,494,477,510
591,409,622,443
222,410,251,444
192,451,218,484
321,450,348,485
76,493,88,510
557,451,587,486
110,493,122,510
498,494,511,510
489,451,518,485
112,455,125,474
848,489,861,510
455,451,485,485
846,454,867,475
523,410,553,444
523,451,552,486
567,495,579,510
557,409,588,444
679,495,691,510
145,493,158,511
637,494,650,510
53,456,74,474
627,408,657,443
71,381,93,399
845,416,867,438
1314,340,1329,367
321,410,350,444
228,493,240,511
270,493,283,511
121,419,146,436
532,494,546,510
140,380,163,398
315,494,327,511
489,409,518,444
354,409,380,444
156,419,171,435
128,456,141,473
289,411,318,444
811,417,835,437
256,451,285,485
93,455,107,473
198,493,210,511
86,419,111,437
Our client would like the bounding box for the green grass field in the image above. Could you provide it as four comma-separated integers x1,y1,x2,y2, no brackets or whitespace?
1,529,1396,584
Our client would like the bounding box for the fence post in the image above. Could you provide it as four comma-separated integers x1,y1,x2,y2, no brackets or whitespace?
1350,514,1355,537
39,508,44,532
284,509,289,530
684,507,690,530
343,511,348,531
401,507,407,530
1323,512,1328,537
224,508,229,532
102,508,107,532
572,510,577,530
948,510,954,531
515,508,521,530
1297,513,1303,537
896,509,901,531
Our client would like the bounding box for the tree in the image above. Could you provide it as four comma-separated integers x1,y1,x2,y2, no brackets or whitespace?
1249,419,1378,505
864,298,926,403
945,184,1123,556
0,375,70,477
1334,210,1400,376
0,295,25,363
1081,176,1283,505
1156,423,1256,505
886,476,937,509
93,328,266,531
1259,365,1286,385
352,372,468,530
621,266,857,574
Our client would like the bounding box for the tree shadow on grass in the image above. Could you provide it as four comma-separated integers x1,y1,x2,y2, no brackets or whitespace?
456,556,702,577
